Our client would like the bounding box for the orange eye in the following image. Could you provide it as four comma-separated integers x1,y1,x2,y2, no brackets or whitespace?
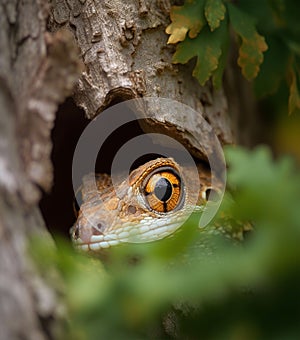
143,169,184,213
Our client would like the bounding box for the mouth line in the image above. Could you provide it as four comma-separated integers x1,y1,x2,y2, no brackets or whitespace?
73,206,203,251
74,222,184,251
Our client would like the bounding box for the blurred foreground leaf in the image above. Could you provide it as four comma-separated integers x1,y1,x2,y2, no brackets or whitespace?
31,146,300,338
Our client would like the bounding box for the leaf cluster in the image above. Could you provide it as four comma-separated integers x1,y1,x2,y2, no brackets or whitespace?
166,0,300,114
31,146,300,339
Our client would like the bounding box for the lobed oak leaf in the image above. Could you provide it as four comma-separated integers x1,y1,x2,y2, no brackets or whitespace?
166,0,205,44
228,4,268,81
173,21,228,86
204,0,226,32
254,37,289,98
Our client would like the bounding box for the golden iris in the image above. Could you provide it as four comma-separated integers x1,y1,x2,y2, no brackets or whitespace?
144,170,182,213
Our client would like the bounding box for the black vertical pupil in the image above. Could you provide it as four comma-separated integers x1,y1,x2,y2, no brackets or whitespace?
154,178,172,202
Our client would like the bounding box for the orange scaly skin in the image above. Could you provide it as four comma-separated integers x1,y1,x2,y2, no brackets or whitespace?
71,158,218,253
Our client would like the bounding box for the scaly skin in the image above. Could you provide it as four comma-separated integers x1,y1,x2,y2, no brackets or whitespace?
71,157,219,252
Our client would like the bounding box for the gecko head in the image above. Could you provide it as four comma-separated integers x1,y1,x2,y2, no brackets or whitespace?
71,157,214,253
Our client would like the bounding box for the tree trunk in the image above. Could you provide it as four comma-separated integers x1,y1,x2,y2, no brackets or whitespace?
49,0,233,144
0,0,249,338
0,1,81,339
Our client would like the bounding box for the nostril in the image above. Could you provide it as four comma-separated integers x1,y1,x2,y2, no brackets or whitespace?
128,205,136,214
73,224,80,239
92,222,106,235
92,227,103,236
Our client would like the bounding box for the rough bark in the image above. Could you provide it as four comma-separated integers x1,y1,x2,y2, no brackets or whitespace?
0,1,82,339
0,0,239,338
49,0,234,151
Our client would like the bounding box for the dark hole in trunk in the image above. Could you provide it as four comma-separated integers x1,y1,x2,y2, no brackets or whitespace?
39,96,203,240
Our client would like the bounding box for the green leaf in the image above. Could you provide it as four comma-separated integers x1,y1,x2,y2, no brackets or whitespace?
254,36,289,97
228,3,268,80
225,145,299,223
166,0,206,44
173,20,228,86
32,144,300,339
237,0,278,34
204,0,226,32
212,16,229,88
288,62,300,115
